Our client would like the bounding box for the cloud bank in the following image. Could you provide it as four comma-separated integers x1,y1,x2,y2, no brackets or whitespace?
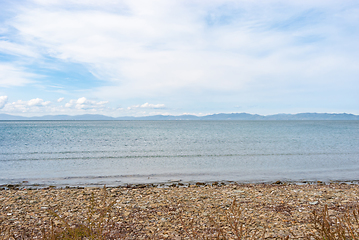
0,96,168,117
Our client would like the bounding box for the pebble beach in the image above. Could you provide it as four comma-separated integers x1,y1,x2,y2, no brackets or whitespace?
1,182,359,239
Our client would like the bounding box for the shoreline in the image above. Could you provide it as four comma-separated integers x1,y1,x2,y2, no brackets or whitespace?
2,179,359,190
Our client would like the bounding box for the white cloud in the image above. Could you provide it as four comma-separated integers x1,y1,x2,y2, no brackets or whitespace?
1,97,51,113
182,112,209,117
0,96,113,116
76,97,86,105
57,97,65,102
27,98,51,106
64,101,73,108
128,102,165,110
65,97,108,110
14,98,50,107
0,96,8,109
140,103,165,108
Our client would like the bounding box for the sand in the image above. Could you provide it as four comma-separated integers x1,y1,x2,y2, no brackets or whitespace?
1,182,359,239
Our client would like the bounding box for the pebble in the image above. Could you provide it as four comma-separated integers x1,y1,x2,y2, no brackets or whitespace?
233,190,245,193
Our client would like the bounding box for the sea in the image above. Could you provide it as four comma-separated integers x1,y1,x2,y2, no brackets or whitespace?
1,120,359,187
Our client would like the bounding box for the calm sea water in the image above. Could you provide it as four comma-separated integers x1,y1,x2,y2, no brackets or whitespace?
0,120,359,187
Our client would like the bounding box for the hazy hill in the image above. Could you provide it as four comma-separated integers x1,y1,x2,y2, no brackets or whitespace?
0,113,358,121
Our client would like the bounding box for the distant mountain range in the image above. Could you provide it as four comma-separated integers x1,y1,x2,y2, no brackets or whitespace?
1,112,359,120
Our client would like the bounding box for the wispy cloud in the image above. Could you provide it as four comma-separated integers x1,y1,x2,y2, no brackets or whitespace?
0,40,40,58
64,97,108,110
0,63,37,87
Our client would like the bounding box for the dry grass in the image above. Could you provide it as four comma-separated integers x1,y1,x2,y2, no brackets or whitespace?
41,186,122,240
179,198,265,239
307,204,359,240
42,198,359,240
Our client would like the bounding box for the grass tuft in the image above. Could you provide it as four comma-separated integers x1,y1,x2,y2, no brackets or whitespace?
308,204,359,240
42,186,120,240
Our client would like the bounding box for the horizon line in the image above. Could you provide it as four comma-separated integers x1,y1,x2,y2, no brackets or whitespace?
1,112,358,119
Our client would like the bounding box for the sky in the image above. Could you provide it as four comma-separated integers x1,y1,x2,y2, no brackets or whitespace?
0,0,358,117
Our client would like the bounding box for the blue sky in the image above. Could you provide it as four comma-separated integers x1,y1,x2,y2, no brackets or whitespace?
0,0,358,117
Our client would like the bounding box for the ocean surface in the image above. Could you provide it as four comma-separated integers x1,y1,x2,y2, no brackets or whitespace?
1,120,359,187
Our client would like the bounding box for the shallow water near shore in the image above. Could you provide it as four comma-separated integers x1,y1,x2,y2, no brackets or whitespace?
1,120,359,187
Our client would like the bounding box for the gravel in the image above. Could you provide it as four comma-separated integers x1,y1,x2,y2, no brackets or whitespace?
1,182,358,239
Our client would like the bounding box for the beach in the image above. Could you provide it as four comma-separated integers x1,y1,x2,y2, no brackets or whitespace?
1,182,358,239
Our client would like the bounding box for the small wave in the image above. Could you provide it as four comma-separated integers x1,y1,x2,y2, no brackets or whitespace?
0,152,356,162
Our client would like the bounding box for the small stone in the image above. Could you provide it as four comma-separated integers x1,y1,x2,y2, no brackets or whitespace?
170,179,181,182
53,220,62,225
233,190,245,193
